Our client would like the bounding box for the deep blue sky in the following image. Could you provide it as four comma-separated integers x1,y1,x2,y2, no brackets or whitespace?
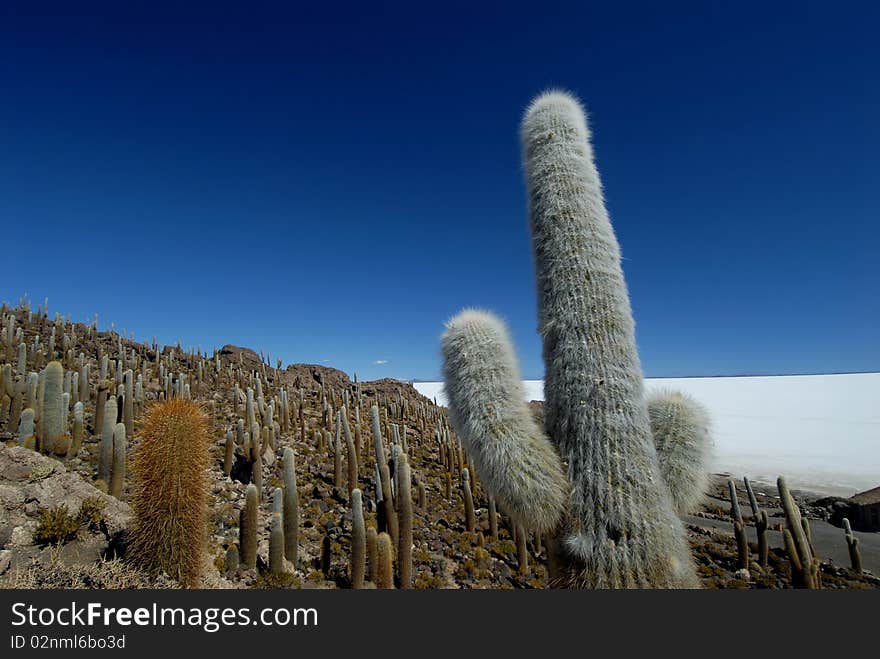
1,2,877,380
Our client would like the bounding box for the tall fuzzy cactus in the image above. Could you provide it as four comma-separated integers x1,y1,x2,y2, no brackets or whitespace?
123,369,134,436
98,395,117,484
109,422,127,498
127,399,211,588
441,91,700,588
351,488,366,588
442,311,568,534
41,361,65,455
282,447,299,564
647,390,712,514
397,455,413,589
341,405,358,494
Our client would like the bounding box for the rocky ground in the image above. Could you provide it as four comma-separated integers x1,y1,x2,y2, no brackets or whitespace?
0,302,877,589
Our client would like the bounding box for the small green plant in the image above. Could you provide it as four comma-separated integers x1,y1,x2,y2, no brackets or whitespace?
78,497,105,531
252,572,301,589
27,464,55,483
33,505,80,545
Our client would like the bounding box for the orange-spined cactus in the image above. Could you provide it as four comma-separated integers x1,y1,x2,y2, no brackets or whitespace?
127,398,211,587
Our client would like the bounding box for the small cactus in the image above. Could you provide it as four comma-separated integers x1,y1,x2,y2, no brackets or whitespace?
269,511,285,575
240,483,259,569
842,518,862,574
223,430,234,477
461,468,475,534
225,544,240,573
777,476,818,588
351,488,366,589
376,531,394,589
733,520,750,570
728,478,743,524
515,525,528,575
488,495,498,540
67,401,84,458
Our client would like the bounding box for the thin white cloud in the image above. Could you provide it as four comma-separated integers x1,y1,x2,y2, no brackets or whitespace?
373,359,388,365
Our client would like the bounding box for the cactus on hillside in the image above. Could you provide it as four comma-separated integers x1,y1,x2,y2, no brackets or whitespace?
461,467,476,534
441,91,702,588
41,361,65,455
282,447,299,564
366,525,378,584
397,455,413,588
67,401,85,458
269,512,285,575
98,395,117,484
126,399,211,587
351,488,366,588
109,422,126,498
240,483,259,569
18,407,36,448
376,531,394,589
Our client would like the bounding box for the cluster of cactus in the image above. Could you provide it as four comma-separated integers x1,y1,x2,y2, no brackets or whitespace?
441,91,710,588
842,518,862,574
777,476,819,588
2,297,469,590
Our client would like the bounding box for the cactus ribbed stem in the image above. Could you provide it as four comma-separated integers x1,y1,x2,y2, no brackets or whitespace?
777,476,818,588
240,483,259,569
397,456,413,589
351,488,366,588
41,361,64,455
462,468,475,534
366,525,378,584
376,532,394,589
109,423,126,498
98,395,117,484
282,447,299,564
269,511,284,575
127,399,211,588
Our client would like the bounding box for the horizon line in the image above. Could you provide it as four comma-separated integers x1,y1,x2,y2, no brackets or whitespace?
409,370,880,383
